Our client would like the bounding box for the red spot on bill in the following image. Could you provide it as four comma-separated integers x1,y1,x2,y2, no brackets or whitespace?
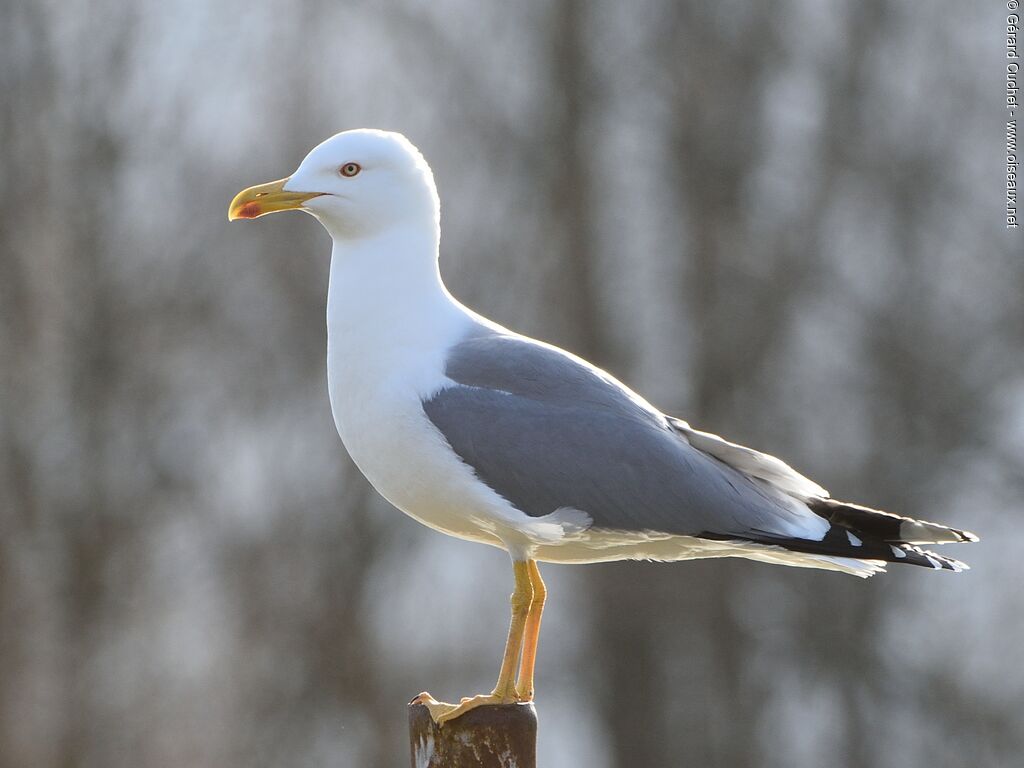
237,202,262,219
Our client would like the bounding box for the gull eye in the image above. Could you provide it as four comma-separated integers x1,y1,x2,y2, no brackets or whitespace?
339,162,361,178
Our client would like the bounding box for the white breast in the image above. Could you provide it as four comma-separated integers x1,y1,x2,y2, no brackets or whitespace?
322,227,592,557
323,235,517,548
326,345,499,546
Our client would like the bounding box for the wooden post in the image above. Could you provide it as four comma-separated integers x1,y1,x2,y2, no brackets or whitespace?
408,702,537,767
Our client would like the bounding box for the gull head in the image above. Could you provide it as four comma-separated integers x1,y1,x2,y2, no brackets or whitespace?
229,129,439,239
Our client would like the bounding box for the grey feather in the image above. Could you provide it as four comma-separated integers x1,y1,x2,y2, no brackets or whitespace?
668,420,828,499
423,328,824,541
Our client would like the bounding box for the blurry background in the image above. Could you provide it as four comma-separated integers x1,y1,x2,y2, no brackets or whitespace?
2,1,1022,766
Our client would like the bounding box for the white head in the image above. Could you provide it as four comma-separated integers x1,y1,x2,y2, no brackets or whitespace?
229,129,439,240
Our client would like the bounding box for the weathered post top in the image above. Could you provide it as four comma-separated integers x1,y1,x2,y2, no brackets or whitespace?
408,702,537,768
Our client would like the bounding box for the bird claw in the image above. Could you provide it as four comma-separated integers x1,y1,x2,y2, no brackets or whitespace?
410,691,458,724
410,690,521,725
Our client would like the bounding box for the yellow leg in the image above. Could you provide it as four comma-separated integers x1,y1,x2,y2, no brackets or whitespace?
516,560,546,700
412,559,534,725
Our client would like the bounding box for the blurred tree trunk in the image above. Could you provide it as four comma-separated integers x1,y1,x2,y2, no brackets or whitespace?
585,3,789,766
0,4,54,766
540,0,606,368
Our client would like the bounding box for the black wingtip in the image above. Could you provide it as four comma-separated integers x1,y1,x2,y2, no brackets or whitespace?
889,544,970,572
809,498,980,546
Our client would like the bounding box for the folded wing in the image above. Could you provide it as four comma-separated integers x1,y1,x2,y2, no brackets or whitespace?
423,328,976,573
425,330,829,542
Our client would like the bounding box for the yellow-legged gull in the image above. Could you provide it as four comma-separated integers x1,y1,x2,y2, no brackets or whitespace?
229,129,978,724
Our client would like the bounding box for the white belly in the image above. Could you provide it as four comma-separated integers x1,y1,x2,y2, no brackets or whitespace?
326,344,512,549
323,260,587,557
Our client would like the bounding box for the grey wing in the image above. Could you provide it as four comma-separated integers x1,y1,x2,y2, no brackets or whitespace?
667,420,828,499
423,330,826,541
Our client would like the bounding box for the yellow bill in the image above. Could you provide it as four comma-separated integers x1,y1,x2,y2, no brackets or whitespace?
228,177,322,221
